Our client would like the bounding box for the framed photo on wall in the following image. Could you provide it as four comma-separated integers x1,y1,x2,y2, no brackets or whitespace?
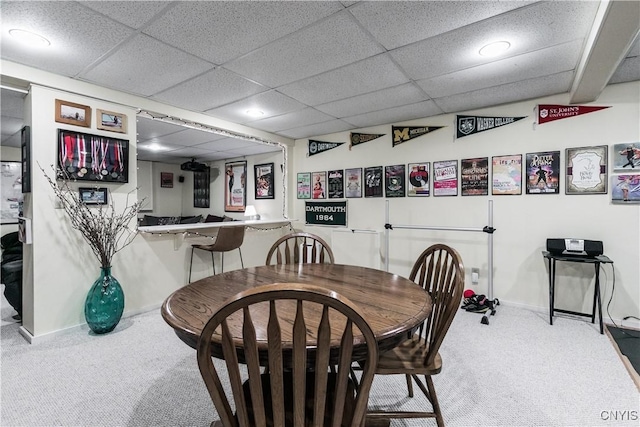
433,160,458,196
492,154,522,195
97,109,127,133
408,163,429,197
612,174,640,203
526,151,560,194
297,172,311,199
312,171,327,199
55,99,91,127
345,168,362,198
565,145,607,194
225,161,246,211
328,169,344,198
461,157,489,196
57,129,129,183
364,166,383,197
160,172,173,188
0,161,22,223
385,164,405,197
254,162,274,199
612,142,640,171
79,187,108,205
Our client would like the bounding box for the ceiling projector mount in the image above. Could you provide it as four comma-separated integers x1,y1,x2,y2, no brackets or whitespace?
180,158,208,172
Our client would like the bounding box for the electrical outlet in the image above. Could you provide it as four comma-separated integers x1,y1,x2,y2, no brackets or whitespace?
471,268,480,284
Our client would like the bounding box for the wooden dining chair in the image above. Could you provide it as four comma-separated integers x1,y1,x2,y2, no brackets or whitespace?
265,232,335,265
366,244,464,427
189,225,245,282
197,282,378,427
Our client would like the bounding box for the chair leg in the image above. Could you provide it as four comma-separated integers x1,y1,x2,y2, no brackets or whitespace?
188,247,195,283
425,375,444,427
405,374,414,398
211,252,216,275
221,253,224,273
238,247,244,268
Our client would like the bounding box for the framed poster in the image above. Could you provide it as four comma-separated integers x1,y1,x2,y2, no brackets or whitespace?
385,164,405,197
566,146,607,194
612,174,640,204
225,161,246,211
612,143,640,171
96,109,127,133
79,187,108,205
461,157,489,196
433,160,458,196
194,167,210,208
57,129,129,183
297,172,311,199
526,151,560,194
254,163,274,199
408,163,430,197
160,172,173,188
328,169,344,198
345,168,362,198
312,171,327,199
492,154,522,195
55,99,91,127
21,125,31,193
1,161,22,223
364,166,383,197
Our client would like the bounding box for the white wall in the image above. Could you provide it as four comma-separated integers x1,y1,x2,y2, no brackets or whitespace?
291,82,640,323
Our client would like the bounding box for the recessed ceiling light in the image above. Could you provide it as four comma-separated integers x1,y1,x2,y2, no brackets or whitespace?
246,109,264,118
143,143,167,152
9,29,51,47
479,41,510,57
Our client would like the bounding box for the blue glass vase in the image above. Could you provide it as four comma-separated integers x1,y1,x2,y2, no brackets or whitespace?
84,266,125,334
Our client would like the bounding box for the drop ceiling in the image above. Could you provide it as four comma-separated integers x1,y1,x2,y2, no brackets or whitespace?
1,1,638,164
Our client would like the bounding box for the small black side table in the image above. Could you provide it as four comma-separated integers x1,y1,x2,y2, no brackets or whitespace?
542,251,613,334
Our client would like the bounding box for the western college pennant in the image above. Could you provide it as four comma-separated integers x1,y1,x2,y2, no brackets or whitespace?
308,139,345,156
349,132,385,150
392,126,444,147
537,104,610,124
456,115,526,139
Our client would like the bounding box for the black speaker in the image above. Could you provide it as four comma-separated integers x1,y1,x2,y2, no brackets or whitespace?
178,175,185,183
546,238,603,257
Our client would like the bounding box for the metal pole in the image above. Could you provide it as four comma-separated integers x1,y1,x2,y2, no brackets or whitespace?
385,200,389,272
488,200,494,300
390,224,485,233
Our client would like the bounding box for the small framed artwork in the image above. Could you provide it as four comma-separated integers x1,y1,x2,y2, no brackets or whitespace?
385,164,406,197
55,99,91,127
79,187,108,205
225,161,246,211
57,129,129,183
433,160,458,196
566,145,607,194
97,109,127,134
297,172,311,199
21,125,31,193
312,171,327,199
0,161,22,223
461,157,489,196
255,163,274,199
526,151,560,194
345,168,362,198
364,166,383,197
194,167,211,208
328,169,344,198
612,174,640,204
408,163,430,197
492,154,522,195
160,172,173,188
612,142,640,171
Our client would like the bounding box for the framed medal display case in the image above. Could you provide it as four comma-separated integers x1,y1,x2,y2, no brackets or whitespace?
57,129,129,183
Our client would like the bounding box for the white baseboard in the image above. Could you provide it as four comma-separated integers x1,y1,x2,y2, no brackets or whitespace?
18,303,162,345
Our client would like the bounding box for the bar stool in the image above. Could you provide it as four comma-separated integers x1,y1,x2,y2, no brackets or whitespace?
188,225,245,282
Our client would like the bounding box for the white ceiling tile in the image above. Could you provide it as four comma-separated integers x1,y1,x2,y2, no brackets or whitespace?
247,108,335,133
1,116,23,139
609,56,640,84
152,68,269,111
206,91,307,124
195,138,256,152
1,131,21,148
225,12,384,87
136,152,186,164
143,1,344,64
79,1,172,29
197,152,232,162
278,54,409,106
416,41,582,99
137,141,184,152
343,101,443,129
222,144,283,157
1,89,25,119
278,119,354,140
81,34,213,97
166,146,217,159
151,128,225,147
1,1,135,77
350,0,534,50
136,117,188,140
315,83,428,118
390,1,599,80
434,71,574,113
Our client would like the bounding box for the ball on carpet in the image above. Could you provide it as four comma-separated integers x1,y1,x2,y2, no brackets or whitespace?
463,289,475,298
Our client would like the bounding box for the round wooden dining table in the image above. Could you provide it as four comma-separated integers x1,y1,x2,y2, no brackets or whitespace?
162,263,432,364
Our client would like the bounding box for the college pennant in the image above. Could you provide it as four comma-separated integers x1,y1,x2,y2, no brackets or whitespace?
308,139,344,156
392,126,444,147
537,104,610,124
349,132,385,150
456,115,526,139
